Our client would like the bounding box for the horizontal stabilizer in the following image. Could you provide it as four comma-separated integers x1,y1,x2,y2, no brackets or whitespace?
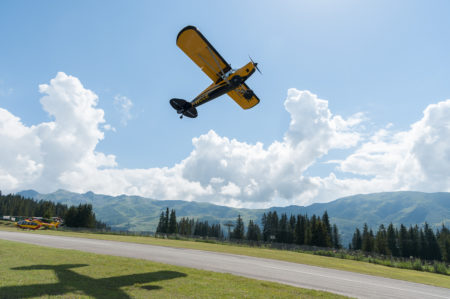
170,98,198,118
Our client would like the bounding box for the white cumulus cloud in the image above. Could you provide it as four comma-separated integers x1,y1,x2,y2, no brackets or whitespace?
0,72,116,192
113,94,133,126
1,73,449,208
338,99,450,193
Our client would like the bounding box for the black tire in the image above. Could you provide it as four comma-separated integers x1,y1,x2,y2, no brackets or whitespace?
244,89,254,100
230,75,242,87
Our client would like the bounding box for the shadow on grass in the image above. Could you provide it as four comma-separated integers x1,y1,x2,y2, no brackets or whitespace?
0,264,186,298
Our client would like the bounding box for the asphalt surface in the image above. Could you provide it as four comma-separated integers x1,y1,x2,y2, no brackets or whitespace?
0,231,449,299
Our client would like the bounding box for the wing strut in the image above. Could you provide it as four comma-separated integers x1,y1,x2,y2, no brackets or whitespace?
196,53,218,77
206,45,227,80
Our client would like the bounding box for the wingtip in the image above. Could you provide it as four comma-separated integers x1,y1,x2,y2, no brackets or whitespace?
176,25,198,42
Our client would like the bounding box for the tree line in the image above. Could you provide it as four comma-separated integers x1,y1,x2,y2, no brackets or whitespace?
350,223,450,262
260,211,341,248
0,191,67,219
0,191,107,229
156,208,223,238
64,203,109,229
155,208,341,248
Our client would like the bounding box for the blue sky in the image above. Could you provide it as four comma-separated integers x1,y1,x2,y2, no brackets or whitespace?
1,1,450,207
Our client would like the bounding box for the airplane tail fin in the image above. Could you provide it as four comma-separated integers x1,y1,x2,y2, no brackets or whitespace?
170,98,198,118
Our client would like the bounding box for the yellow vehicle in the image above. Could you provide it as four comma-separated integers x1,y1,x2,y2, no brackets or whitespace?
33,218,60,229
15,219,42,230
15,218,61,230
170,25,261,118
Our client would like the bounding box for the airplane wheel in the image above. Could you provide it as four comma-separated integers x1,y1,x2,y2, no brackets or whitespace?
244,89,254,99
230,75,242,87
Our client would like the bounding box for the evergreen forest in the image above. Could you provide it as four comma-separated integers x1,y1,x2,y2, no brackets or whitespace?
350,223,450,263
0,191,108,229
156,209,341,249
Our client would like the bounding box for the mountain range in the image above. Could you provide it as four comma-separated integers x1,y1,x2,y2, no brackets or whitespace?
17,190,450,246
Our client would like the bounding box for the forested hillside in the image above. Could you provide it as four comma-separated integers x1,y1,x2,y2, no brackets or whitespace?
0,191,67,219
0,191,107,229
18,190,450,246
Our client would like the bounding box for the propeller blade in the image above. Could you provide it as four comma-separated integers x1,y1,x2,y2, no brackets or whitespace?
249,55,262,74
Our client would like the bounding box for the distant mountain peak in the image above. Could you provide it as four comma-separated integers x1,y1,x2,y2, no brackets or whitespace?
16,189,39,198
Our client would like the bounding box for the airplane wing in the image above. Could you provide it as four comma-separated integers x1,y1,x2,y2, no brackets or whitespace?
177,26,231,83
227,83,260,110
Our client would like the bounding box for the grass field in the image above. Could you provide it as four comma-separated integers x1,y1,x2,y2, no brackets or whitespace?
1,224,450,289
0,239,346,299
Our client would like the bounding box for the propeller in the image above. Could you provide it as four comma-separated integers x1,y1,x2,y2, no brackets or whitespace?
249,56,262,74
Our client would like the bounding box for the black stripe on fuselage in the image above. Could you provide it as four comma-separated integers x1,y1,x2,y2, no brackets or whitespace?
191,81,231,107
190,67,255,108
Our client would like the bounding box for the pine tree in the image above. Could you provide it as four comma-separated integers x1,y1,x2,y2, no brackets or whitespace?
177,217,187,235
315,219,329,247
270,211,279,241
444,238,450,263
304,217,312,245
419,227,428,259
262,211,279,242
361,223,374,252
156,211,165,233
398,224,410,258
278,213,288,243
261,213,269,241
287,215,296,244
424,222,441,261
232,214,245,240
437,225,450,263
246,220,261,241
409,225,420,258
63,204,96,228
164,207,169,234
168,209,177,234
374,224,388,255
352,228,362,250
310,215,319,246
332,224,341,249
64,206,78,227
387,223,399,256
294,215,305,245
322,211,332,247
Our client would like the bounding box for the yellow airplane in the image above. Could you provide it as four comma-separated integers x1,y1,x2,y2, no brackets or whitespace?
170,25,261,118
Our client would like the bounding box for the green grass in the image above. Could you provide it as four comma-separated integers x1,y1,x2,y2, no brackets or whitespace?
0,220,16,227
2,224,450,289
311,249,449,275
0,239,346,299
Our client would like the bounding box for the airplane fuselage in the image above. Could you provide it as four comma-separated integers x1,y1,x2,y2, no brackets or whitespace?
190,61,256,108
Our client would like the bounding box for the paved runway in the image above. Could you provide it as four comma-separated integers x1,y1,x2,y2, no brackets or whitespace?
0,231,449,298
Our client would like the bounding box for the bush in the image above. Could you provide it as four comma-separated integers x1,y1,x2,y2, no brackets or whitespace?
433,262,448,275
411,259,423,271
